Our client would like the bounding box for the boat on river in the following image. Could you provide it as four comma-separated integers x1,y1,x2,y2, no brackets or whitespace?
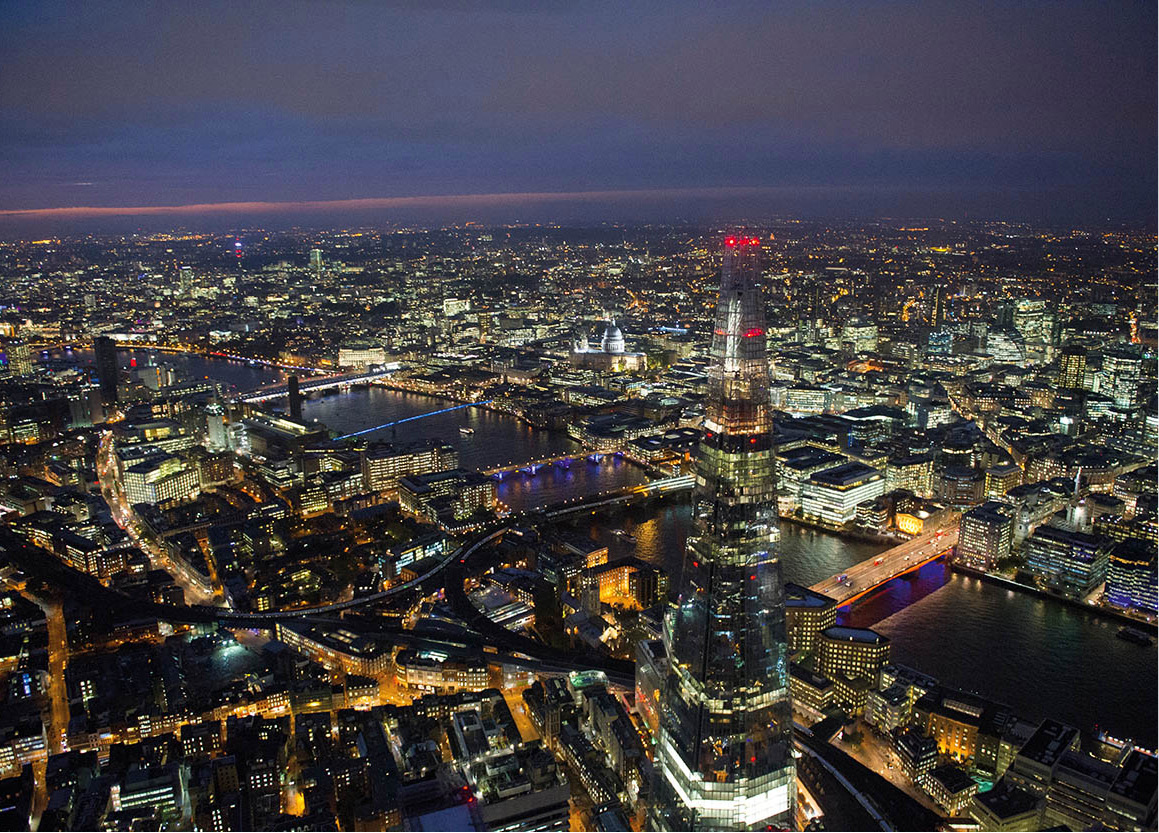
1117,626,1155,646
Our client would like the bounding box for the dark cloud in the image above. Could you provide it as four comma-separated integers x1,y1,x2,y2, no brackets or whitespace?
0,0,1153,225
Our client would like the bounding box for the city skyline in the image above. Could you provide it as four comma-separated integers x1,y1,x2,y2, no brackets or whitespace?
0,1,1155,831
0,222,1154,831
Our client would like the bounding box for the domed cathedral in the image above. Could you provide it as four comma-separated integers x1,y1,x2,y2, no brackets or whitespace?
571,317,645,371
599,318,626,354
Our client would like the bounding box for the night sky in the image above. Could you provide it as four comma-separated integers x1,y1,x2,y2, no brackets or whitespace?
1,0,1155,229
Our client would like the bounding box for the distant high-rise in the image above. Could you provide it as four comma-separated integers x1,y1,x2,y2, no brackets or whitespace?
1057,343,1087,390
309,248,323,276
94,336,119,407
1,339,33,376
178,266,194,296
932,284,946,328
1102,347,1142,410
287,375,302,422
652,236,795,831
206,401,227,451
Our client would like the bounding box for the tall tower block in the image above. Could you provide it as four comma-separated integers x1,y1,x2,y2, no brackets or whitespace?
652,235,795,831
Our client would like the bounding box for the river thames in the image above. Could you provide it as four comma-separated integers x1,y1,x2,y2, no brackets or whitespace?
62,352,1158,748
305,385,1159,749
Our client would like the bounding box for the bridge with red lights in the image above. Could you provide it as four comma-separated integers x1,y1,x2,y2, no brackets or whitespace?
810,513,961,606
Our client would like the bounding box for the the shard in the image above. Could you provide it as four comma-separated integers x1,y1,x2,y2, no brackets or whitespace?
652,235,795,830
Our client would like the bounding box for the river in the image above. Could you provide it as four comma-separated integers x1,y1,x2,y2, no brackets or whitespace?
49,349,1157,747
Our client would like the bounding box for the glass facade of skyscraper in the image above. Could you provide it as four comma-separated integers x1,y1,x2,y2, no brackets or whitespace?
652,237,795,831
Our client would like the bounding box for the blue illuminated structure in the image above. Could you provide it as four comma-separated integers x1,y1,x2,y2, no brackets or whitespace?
334,400,493,441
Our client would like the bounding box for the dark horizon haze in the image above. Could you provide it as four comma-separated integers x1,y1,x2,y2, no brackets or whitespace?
1,0,1155,233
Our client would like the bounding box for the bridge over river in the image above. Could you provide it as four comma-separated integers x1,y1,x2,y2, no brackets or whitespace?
237,369,394,403
810,512,960,606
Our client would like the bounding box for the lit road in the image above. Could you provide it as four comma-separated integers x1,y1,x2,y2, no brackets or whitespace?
97,431,220,606
810,514,960,605
29,592,70,755
833,720,944,815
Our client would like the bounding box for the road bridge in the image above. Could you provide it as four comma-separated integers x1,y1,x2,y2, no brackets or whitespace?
238,370,394,404
810,513,960,606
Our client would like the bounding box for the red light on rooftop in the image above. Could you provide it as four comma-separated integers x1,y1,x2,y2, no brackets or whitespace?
743,327,764,338
724,237,737,246
750,237,761,245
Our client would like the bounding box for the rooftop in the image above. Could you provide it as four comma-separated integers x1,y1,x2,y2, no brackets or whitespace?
820,626,888,645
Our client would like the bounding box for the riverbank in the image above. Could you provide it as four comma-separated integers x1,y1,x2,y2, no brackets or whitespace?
780,513,902,546
951,562,1157,632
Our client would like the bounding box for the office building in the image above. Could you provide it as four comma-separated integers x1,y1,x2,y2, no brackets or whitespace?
1013,299,1046,343
1057,343,1087,390
122,453,200,507
398,468,497,528
1101,348,1142,410
1105,750,1158,832
885,454,934,498
337,342,386,370
361,439,458,493
841,317,878,352
969,780,1042,832
956,501,1015,570
94,335,119,407
1,340,33,376
1025,525,1110,599
1006,720,1080,797
817,626,890,714
802,462,885,526
1105,538,1158,613
984,463,1023,500
205,401,227,451
653,236,795,830
896,730,938,789
287,375,302,421
789,664,833,718
1043,750,1120,831
928,765,979,815
784,583,838,656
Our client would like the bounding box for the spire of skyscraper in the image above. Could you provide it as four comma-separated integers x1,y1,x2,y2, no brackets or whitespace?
652,235,796,831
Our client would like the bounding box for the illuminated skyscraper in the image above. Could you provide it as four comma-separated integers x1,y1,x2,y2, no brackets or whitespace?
1101,347,1142,410
1057,343,1087,390
178,266,194,296
652,236,795,831
1,339,33,376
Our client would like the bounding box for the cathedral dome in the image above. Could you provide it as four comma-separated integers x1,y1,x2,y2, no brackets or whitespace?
600,319,625,354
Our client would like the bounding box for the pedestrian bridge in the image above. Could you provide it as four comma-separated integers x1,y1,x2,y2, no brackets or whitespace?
482,450,623,476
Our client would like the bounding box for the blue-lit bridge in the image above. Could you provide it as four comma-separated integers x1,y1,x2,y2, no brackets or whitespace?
482,450,622,477
333,399,494,441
